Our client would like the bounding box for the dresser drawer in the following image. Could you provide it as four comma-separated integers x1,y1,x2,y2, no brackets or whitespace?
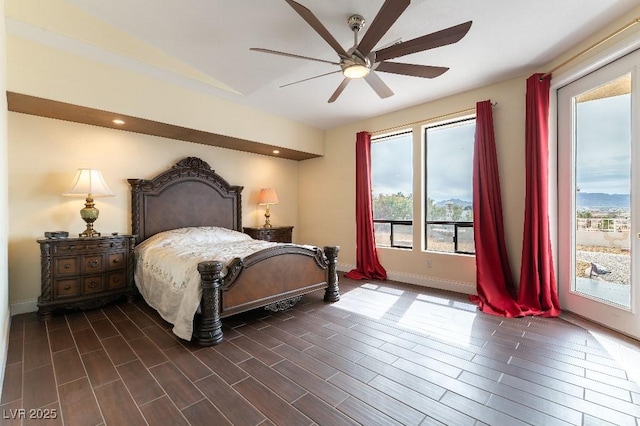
107,271,126,290
53,240,115,254
81,255,105,274
243,226,293,243
55,257,78,275
107,252,125,271
54,279,81,298
262,229,284,241
83,276,104,294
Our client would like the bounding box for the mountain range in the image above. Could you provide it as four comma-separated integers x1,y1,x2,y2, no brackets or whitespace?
577,192,629,209
435,198,472,208
436,193,630,210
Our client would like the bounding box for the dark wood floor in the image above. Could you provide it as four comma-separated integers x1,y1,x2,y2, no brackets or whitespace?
2,274,640,425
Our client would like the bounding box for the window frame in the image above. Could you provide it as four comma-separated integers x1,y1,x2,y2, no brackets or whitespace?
371,130,413,249
373,219,412,249
423,117,476,255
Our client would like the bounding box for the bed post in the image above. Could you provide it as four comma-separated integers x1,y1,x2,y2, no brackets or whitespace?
196,261,224,345
323,246,340,302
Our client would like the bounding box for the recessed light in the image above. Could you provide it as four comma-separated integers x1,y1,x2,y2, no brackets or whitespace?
112,119,125,125
273,150,280,154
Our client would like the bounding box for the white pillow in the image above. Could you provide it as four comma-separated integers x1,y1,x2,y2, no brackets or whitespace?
137,226,251,250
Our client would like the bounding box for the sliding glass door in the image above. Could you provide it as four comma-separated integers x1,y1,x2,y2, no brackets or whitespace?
558,49,640,338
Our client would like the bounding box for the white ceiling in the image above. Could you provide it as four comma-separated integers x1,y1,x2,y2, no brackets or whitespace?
41,1,640,129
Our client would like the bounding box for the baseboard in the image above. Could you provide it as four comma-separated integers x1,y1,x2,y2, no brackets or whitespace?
10,299,37,316
386,271,475,295
336,263,352,273
337,263,475,295
0,309,10,395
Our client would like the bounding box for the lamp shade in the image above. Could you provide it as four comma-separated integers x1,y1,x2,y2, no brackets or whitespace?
63,169,114,197
258,188,279,205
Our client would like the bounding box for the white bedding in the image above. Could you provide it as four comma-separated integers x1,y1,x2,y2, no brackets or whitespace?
134,226,282,340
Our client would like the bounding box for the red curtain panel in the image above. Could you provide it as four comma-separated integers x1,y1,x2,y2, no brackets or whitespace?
517,74,561,317
345,131,387,280
469,100,523,316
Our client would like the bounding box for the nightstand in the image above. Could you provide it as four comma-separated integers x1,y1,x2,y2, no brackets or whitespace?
37,234,136,320
243,226,293,243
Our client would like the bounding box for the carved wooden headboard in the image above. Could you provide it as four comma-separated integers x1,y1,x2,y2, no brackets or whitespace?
128,157,244,243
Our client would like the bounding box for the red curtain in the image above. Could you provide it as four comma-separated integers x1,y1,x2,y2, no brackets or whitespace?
469,100,523,317
517,74,561,316
345,131,387,280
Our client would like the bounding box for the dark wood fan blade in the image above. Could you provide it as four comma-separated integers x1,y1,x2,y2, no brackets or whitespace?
364,71,394,99
280,70,342,88
328,78,351,103
375,62,449,78
250,48,340,65
285,0,348,57
374,21,472,62
357,0,410,56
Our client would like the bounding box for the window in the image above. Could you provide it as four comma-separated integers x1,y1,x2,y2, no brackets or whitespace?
425,118,475,254
371,131,413,248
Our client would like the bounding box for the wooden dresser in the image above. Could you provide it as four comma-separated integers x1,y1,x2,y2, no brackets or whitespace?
243,226,293,243
37,235,135,320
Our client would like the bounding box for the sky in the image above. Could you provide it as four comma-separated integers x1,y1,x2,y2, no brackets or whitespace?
576,93,631,195
371,121,475,204
426,121,474,202
371,132,413,197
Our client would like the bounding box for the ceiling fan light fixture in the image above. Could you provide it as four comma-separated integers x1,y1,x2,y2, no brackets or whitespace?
343,64,370,79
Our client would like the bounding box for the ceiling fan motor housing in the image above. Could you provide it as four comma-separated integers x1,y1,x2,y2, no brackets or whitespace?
348,14,365,32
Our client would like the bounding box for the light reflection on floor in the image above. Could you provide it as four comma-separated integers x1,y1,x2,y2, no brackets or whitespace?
329,276,640,391
332,282,479,347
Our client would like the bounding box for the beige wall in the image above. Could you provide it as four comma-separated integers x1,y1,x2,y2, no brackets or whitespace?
8,112,301,310
0,0,10,390
299,77,525,294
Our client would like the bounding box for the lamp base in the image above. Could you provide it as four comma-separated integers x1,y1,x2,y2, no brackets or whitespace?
78,195,102,238
263,206,272,228
79,228,101,238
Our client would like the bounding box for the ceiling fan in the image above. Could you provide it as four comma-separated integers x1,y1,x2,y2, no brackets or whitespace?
251,0,472,103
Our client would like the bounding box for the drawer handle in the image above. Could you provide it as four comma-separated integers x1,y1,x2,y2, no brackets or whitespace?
88,260,100,268
88,281,99,289
112,277,120,283
63,263,71,269
112,258,120,264
63,285,71,290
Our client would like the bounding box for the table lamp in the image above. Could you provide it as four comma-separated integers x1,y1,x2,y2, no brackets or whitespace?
63,169,114,237
258,188,279,228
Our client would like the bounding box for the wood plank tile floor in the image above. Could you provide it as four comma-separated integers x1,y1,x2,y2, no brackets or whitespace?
2,274,640,425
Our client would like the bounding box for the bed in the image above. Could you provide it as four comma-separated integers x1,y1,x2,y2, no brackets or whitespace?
129,157,340,346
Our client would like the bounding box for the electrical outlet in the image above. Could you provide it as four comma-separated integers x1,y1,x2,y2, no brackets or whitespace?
426,259,432,268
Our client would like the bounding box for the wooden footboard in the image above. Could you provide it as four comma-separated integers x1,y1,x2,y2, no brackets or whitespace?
195,245,340,346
